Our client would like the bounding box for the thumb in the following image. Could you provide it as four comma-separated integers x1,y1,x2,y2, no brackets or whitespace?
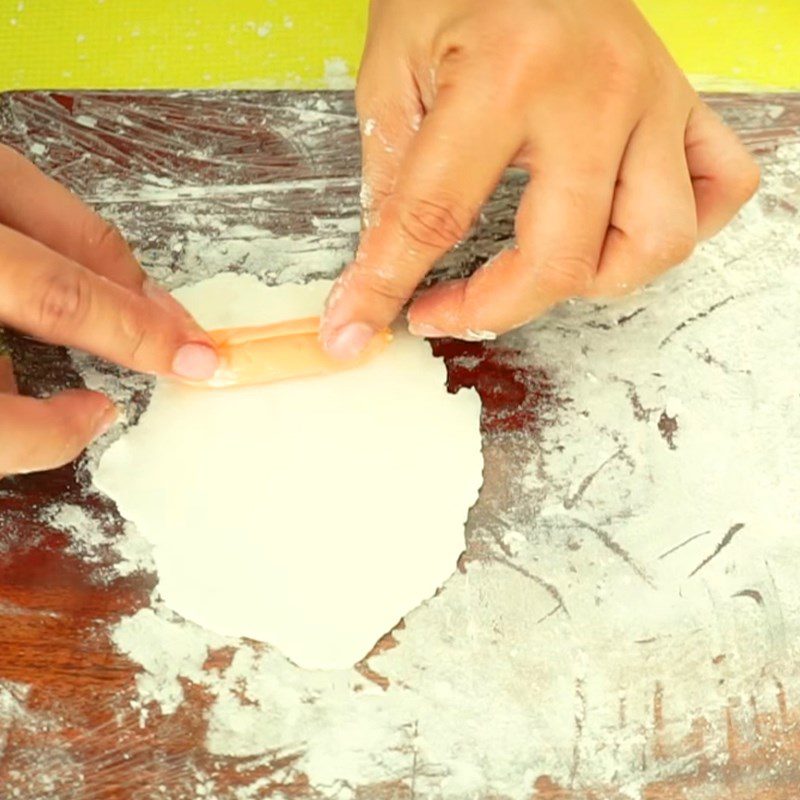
0,389,117,476
321,87,519,359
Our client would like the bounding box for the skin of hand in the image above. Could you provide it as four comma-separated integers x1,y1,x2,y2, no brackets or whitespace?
0,144,219,478
320,0,760,357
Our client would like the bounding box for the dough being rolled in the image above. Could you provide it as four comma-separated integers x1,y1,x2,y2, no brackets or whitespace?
195,318,392,388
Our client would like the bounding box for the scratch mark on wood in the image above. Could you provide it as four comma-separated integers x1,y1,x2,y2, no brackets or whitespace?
616,378,659,422
410,720,419,800
691,345,753,376
775,678,788,728
490,526,515,559
653,682,666,761
688,523,746,578
563,448,625,510
569,678,586,787
659,295,736,348
617,307,646,326
657,411,678,450
732,589,765,606
536,603,563,625
750,694,762,737
494,557,569,619
725,702,740,766
658,530,710,560
764,558,788,652
571,518,654,587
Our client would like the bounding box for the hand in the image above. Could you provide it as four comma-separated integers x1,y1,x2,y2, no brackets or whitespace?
321,0,759,355
0,144,219,477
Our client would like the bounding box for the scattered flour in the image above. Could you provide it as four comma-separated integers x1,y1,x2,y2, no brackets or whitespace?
112,608,223,717
103,142,800,797
41,502,153,579
8,87,794,797
323,57,354,90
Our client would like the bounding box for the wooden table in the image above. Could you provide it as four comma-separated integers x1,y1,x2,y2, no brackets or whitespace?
0,91,798,799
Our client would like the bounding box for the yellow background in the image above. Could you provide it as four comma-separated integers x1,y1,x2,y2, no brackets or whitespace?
0,1,797,91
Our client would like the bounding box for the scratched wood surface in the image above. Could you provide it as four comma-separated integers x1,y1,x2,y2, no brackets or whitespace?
0,91,798,799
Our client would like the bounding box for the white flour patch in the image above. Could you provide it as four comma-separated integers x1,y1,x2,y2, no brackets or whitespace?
112,607,223,717
74,114,97,128
323,57,353,90
40,502,153,579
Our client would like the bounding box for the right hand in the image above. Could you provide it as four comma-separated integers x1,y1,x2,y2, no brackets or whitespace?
0,144,219,477
320,0,760,354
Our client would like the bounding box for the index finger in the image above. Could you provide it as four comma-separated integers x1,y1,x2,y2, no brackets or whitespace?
321,86,523,358
0,223,218,380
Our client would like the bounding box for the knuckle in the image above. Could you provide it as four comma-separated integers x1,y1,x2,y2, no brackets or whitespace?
353,266,411,305
590,40,650,99
52,424,86,467
732,157,760,203
87,218,132,264
118,305,153,365
638,227,696,266
395,196,473,252
35,271,91,336
537,253,597,297
500,28,570,88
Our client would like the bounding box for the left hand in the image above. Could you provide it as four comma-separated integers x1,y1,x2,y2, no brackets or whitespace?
0,143,218,477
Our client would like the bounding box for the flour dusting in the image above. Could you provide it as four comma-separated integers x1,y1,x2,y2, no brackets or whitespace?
107,145,800,797
2,90,797,798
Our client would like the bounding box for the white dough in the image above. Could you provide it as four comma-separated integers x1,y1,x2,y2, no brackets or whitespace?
95,273,483,670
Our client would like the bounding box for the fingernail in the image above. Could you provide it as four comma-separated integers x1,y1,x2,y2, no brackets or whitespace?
408,321,448,338
93,404,119,438
324,322,375,360
172,342,219,380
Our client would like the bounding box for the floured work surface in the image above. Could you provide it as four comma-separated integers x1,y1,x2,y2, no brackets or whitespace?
95,274,484,672
0,91,799,800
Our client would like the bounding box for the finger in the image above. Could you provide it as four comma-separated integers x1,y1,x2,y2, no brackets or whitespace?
0,144,145,292
684,102,760,240
589,114,698,298
321,86,523,358
407,134,624,336
355,60,422,228
0,223,218,380
0,389,116,476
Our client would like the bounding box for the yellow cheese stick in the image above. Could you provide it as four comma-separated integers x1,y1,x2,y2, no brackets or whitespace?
188,316,392,388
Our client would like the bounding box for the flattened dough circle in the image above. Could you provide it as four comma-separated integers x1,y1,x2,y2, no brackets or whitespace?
95,273,484,669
